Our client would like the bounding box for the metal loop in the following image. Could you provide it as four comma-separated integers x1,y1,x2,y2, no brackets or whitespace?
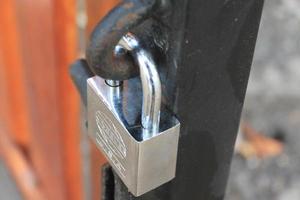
118,33,161,137
86,0,159,81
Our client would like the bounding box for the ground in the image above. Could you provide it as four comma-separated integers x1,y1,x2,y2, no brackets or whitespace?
0,160,21,200
226,0,300,199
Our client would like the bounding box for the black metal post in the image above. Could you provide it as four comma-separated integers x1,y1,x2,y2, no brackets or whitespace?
112,0,264,199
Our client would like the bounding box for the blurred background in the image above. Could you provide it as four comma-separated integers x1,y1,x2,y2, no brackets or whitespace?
226,0,300,199
0,0,299,199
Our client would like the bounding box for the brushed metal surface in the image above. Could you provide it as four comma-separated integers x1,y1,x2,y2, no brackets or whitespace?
87,76,180,196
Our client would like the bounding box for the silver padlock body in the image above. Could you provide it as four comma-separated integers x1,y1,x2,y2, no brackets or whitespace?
87,76,180,196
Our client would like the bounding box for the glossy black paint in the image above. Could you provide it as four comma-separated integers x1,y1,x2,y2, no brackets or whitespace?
112,0,264,199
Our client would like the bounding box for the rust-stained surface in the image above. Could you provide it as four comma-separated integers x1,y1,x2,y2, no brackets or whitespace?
123,2,134,9
86,0,158,80
115,13,139,30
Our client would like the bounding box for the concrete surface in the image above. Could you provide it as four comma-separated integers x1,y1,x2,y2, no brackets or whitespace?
0,159,22,200
226,0,300,199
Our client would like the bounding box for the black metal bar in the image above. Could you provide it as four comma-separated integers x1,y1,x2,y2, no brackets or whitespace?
69,59,94,106
111,0,264,199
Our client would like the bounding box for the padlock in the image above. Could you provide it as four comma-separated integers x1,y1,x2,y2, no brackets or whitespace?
87,33,180,196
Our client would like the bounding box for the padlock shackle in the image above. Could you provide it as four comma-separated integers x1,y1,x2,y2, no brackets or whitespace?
119,33,161,137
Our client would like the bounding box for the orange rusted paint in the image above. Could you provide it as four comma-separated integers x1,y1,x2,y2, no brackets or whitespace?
86,0,120,36
0,0,31,147
15,0,66,198
0,0,83,199
53,0,83,199
1,0,120,199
